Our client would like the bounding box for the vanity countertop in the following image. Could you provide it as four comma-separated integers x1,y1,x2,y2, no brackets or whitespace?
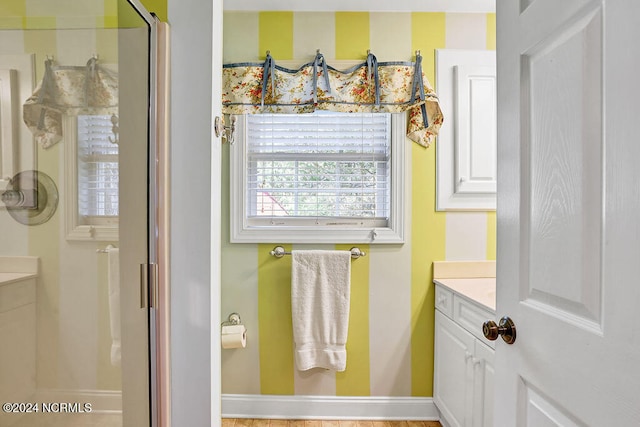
0,256,39,287
434,277,496,311
433,261,496,312
0,272,37,287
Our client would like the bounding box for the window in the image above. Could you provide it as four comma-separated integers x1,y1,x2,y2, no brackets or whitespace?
230,111,405,243
65,114,119,241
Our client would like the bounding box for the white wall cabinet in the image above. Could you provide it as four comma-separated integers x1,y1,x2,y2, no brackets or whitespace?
435,50,497,211
434,285,495,427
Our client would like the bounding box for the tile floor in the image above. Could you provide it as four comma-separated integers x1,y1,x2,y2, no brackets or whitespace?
222,420,442,427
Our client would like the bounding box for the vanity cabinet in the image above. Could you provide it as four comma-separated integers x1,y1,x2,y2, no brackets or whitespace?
0,277,36,418
0,257,38,427
434,283,495,427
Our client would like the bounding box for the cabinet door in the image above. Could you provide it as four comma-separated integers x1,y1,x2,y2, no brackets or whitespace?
434,311,476,427
472,340,495,427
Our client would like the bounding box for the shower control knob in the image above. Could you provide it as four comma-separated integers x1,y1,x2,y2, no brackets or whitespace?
482,316,516,344
1,190,24,207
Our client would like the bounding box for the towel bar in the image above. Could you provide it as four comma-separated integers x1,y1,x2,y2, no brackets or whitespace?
269,245,366,259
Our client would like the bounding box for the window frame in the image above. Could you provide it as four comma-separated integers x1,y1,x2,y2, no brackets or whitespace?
230,112,406,244
64,115,119,241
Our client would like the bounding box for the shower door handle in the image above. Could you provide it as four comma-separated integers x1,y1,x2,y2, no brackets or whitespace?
140,263,158,309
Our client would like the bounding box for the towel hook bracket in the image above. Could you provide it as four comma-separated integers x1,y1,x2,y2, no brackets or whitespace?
270,245,287,258
214,115,236,144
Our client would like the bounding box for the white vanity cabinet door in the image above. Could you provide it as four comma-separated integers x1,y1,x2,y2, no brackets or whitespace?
434,284,496,427
472,340,494,427
434,310,475,427
0,278,36,417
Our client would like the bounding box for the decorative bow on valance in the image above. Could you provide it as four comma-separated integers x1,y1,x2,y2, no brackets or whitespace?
23,57,118,149
222,51,443,147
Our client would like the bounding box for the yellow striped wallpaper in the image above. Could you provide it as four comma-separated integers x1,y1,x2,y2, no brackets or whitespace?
335,12,370,60
335,244,370,396
485,13,497,262
222,10,496,398
410,12,446,397
258,243,295,394
486,13,496,50
259,12,293,59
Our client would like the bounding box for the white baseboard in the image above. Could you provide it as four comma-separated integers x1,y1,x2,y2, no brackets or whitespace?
35,389,122,414
222,394,440,420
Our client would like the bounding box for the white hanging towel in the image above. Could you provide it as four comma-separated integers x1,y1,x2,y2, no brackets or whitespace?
291,250,351,371
107,246,121,367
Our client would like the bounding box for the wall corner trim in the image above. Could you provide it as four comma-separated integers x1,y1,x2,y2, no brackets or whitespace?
221,394,440,420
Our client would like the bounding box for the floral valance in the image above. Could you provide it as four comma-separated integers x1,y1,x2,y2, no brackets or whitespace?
23,57,118,149
222,52,443,147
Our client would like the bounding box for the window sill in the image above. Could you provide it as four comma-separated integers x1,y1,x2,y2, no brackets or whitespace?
66,225,118,242
230,226,404,244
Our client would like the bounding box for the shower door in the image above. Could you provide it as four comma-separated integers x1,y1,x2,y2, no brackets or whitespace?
0,1,159,426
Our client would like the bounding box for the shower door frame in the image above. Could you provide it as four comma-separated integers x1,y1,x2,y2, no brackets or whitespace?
123,2,171,427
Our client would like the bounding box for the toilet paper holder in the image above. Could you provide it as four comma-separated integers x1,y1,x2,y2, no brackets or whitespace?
221,312,247,349
222,312,242,327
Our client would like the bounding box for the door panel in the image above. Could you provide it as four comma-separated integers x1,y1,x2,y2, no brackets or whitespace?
119,22,151,427
497,0,640,425
0,2,156,426
521,4,603,328
519,382,584,427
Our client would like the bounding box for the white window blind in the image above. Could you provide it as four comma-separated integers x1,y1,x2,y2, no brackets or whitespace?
246,112,391,227
77,115,118,219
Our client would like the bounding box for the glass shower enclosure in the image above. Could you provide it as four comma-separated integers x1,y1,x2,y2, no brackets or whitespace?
0,1,161,426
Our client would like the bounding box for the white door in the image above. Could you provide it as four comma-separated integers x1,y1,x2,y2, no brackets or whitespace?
495,0,640,425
